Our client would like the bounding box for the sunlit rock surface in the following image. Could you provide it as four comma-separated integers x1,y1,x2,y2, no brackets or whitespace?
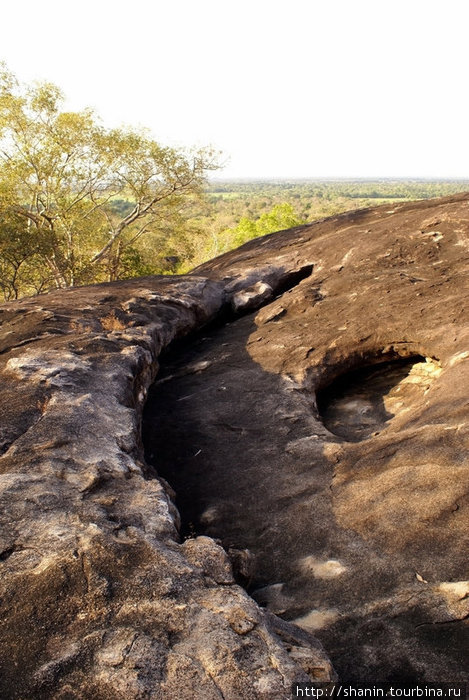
1,193,469,696
0,271,333,698
144,194,469,683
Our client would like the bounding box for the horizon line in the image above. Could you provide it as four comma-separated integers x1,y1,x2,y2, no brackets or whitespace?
208,175,469,183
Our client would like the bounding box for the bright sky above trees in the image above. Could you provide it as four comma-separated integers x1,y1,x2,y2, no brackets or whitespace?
2,0,468,179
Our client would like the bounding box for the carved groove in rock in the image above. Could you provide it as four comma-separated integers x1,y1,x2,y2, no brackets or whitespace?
2,193,469,696
144,193,469,683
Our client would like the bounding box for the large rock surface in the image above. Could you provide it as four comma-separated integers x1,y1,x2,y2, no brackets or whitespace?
1,193,469,696
0,255,334,697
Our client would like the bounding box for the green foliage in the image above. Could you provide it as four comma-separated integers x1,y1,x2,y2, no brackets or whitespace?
226,203,305,248
183,202,307,269
1,62,469,300
186,179,469,269
0,209,55,299
0,64,219,299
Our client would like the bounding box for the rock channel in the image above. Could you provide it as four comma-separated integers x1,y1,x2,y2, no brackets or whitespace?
1,193,469,696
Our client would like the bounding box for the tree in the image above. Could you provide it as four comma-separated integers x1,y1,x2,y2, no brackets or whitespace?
0,65,219,294
209,202,306,257
254,203,305,235
0,209,55,299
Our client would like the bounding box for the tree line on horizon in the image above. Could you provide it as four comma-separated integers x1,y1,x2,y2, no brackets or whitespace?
1,65,468,300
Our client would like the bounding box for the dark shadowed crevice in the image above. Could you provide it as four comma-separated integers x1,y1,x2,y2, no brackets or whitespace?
156,264,315,362
0,547,15,562
316,354,440,441
141,313,455,683
272,264,314,296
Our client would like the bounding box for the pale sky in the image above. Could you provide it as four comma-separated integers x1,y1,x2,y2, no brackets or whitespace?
2,0,468,179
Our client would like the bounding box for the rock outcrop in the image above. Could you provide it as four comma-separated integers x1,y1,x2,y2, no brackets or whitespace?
1,193,469,696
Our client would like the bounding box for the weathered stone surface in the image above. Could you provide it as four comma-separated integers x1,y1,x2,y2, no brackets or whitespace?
144,193,469,683
231,281,273,313
2,192,469,696
0,272,334,697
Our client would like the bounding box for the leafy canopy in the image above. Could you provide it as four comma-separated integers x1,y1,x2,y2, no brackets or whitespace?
0,64,220,295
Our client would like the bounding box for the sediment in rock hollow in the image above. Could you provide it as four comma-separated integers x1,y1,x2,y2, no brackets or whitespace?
144,193,469,683
1,193,469,696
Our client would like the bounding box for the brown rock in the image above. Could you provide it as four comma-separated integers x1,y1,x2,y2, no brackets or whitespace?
145,193,469,683
3,192,469,695
181,535,234,584
0,272,334,697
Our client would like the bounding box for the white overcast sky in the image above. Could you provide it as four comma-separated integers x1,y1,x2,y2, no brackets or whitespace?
1,0,468,179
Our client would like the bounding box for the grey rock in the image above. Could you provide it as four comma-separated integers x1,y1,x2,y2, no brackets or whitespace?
0,272,334,698
4,192,469,695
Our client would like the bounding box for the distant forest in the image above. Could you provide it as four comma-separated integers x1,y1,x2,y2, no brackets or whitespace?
185,179,469,269
2,68,469,301
3,177,469,300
